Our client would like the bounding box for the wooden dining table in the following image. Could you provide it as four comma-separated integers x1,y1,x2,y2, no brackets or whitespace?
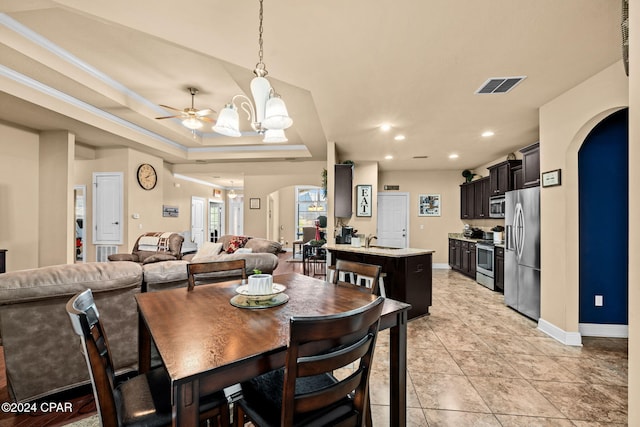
136,272,411,426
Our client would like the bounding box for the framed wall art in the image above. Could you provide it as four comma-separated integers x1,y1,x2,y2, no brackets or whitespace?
250,198,261,209
541,169,562,187
355,185,372,217
418,194,440,217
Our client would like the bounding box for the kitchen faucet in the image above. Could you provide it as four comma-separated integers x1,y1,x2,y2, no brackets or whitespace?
365,234,377,248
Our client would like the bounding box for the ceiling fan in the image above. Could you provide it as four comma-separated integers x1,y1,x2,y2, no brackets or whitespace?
155,87,215,130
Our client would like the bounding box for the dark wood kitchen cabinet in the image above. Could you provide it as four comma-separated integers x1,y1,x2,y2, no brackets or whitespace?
520,142,540,188
0,249,6,273
460,182,475,219
449,239,462,270
449,238,475,279
512,164,524,190
494,246,504,292
489,160,522,196
474,177,490,219
334,163,353,217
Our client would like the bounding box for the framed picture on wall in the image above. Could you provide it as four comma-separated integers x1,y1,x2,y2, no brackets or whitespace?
356,185,372,217
418,194,440,217
250,198,261,209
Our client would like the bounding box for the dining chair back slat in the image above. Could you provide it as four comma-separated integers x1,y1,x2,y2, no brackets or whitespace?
187,259,247,291
332,259,382,295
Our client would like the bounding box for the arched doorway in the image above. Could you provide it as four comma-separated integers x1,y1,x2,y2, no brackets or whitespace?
578,108,628,336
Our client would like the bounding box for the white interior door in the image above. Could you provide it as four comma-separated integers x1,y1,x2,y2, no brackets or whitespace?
93,172,123,244
191,197,206,249
376,192,409,248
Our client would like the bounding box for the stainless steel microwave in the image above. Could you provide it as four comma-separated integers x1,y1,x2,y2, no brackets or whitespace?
489,195,506,218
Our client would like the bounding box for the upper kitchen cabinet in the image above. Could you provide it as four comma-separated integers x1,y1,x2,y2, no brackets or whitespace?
334,163,353,218
474,177,491,219
460,182,474,219
520,142,540,188
489,160,522,196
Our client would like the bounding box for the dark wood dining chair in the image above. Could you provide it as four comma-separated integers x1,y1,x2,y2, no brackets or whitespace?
66,289,231,427
332,259,382,295
187,259,247,291
234,296,384,426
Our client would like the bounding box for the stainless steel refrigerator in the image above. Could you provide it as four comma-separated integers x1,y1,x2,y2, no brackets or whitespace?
504,186,540,320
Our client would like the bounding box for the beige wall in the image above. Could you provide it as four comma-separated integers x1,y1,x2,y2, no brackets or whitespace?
0,123,40,270
378,170,481,265
539,61,628,337
243,162,326,238
628,0,638,423
276,186,296,247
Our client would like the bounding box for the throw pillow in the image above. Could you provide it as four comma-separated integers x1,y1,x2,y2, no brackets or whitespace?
234,248,253,254
192,242,223,261
226,236,249,254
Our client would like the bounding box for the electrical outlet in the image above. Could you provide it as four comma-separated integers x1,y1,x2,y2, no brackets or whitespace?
595,295,603,306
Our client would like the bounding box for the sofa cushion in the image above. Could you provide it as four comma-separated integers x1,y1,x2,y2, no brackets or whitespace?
142,253,179,264
0,262,143,304
245,238,282,255
192,242,223,261
142,260,190,285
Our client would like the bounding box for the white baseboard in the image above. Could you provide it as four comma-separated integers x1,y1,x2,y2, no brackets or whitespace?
433,263,450,270
579,323,628,338
537,318,583,346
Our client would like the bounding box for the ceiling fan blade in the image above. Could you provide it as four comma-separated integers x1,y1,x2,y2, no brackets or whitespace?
155,114,183,119
199,117,216,123
196,108,215,117
159,104,185,113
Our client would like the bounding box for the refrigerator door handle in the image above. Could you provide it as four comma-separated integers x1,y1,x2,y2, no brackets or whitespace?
515,203,525,260
505,225,513,250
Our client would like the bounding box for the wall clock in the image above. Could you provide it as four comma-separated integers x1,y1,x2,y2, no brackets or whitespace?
137,163,157,190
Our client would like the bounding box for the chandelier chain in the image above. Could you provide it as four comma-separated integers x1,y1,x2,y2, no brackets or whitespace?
257,0,264,68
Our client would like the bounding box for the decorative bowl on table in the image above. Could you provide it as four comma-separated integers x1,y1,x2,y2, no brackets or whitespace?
235,282,287,302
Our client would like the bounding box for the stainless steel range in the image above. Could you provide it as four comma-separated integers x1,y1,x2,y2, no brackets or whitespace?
476,242,495,290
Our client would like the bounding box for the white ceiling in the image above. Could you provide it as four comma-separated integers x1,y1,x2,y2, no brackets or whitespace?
0,0,624,187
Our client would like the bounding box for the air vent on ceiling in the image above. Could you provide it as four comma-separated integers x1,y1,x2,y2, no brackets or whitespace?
475,76,526,94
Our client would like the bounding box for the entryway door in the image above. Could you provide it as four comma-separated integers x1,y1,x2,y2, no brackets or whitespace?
376,192,409,248
191,197,206,249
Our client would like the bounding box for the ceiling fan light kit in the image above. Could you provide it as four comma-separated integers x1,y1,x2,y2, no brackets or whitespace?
156,87,215,131
211,0,293,141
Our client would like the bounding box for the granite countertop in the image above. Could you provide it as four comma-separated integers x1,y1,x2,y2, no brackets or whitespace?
448,233,505,247
325,243,435,257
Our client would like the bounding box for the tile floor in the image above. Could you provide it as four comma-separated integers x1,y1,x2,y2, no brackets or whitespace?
367,269,628,426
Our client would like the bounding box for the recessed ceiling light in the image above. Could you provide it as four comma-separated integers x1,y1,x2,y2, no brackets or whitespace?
481,131,495,138
380,124,391,131
385,155,393,160
394,135,405,141
449,153,459,159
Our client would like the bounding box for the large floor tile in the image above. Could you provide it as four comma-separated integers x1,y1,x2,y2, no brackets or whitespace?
495,414,576,426
503,353,583,382
467,376,564,418
407,347,463,375
449,350,522,378
409,372,491,413
423,409,501,426
531,381,627,423
370,405,428,427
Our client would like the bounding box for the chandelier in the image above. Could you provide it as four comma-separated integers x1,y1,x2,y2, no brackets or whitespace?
228,180,237,199
213,0,292,142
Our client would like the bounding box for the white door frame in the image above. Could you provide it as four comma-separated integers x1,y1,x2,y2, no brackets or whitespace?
191,196,206,249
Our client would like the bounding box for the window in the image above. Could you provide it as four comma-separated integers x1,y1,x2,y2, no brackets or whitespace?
296,186,327,238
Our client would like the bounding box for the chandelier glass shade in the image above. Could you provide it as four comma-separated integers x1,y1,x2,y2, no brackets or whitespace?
262,128,288,143
181,117,204,130
212,0,292,139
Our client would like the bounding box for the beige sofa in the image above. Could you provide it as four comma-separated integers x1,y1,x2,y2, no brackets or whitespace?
143,235,281,292
0,262,143,402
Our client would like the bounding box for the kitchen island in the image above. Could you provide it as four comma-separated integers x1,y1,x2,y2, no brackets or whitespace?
325,244,435,319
